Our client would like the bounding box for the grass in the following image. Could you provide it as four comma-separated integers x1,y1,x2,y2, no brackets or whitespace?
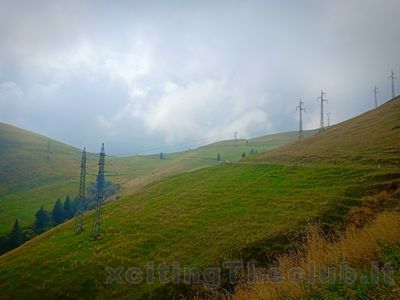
0,97,398,298
233,209,400,300
0,121,307,234
249,97,400,167
0,163,369,299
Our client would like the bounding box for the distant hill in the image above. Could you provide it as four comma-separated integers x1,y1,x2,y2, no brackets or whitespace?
251,97,400,166
0,122,306,233
0,122,81,194
0,98,398,298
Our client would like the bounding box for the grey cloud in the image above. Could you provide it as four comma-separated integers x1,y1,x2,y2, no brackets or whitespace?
0,0,399,154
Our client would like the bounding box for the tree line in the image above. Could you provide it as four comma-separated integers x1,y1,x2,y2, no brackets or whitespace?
0,180,120,255
0,196,78,254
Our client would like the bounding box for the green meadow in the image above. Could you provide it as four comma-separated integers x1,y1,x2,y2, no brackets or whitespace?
0,98,398,298
0,163,371,299
0,121,310,234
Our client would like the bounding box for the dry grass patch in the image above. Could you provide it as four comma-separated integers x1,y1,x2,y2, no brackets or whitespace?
234,211,400,300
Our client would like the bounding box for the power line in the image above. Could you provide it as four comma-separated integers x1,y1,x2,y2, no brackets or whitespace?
74,148,87,234
317,90,328,132
296,99,305,139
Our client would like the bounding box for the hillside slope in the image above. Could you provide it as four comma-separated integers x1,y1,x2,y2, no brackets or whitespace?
0,123,81,194
0,98,398,298
0,124,89,233
0,122,306,233
250,97,400,166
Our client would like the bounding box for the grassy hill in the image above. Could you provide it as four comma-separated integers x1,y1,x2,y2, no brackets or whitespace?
0,123,87,234
0,98,398,298
250,97,400,166
0,122,307,234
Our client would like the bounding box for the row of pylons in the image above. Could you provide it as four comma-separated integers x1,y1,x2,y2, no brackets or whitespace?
74,143,105,239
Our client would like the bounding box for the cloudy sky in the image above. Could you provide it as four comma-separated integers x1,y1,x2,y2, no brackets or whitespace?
0,0,399,155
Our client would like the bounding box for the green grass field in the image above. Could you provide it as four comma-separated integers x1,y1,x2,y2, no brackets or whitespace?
0,122,309,234
0,98,398,298
0,163,370,299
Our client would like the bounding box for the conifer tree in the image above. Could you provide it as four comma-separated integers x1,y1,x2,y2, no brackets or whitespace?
63,196,74,219
9,219,23,248
34,206,50,233
52,198,66,225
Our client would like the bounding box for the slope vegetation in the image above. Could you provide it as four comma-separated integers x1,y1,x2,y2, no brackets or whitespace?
250,97,400,166
0,122,306,233
0,98,398,298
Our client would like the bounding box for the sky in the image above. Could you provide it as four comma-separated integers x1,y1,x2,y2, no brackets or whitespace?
0,0,399,155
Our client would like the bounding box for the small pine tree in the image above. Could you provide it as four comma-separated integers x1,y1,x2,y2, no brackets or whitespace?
9,219,23,248
63,196,74,219
34,206,50,233
216,153,221,161
241,152,246,158
160,152,164,160
52,198,66,225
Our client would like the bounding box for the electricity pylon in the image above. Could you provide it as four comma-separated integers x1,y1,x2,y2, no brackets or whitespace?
296,99,305,139
75,148,87,234
92,143,106,239
327,112,331,127
373,86,379,108
390,70,396,99
317,90,328,131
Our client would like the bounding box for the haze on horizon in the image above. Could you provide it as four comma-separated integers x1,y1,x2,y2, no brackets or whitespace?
0,0,399,155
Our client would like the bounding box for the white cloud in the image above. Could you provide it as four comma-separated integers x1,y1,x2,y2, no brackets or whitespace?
29,39,154,100
133,79,270,145
0,82,23,97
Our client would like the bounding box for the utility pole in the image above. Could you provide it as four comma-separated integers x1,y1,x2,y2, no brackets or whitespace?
327,112,331,127
373,86,379,108
296,99,305,139
317,90,328,132
390,70,396,99
75,148,87,234
234,131,238,147
92,143,106,239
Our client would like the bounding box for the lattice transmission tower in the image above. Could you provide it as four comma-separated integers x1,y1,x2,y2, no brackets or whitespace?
92,143,106,239
390,70,397,99
74,148,87,234
317,90,328,132
373,86,379,108
296,99,305,139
